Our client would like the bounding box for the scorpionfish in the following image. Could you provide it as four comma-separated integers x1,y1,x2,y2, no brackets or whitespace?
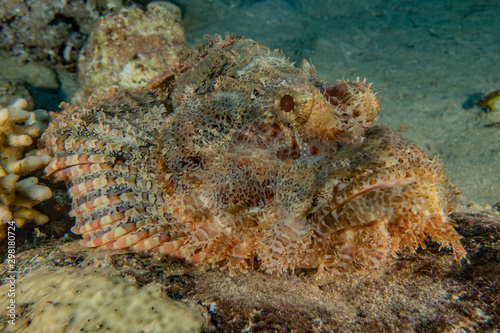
41,36,465,274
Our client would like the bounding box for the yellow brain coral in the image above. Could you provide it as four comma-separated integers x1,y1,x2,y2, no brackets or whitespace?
0,99,52,237
0,266,205,333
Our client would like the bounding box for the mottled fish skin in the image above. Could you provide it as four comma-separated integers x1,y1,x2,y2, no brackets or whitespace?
41,35,465,275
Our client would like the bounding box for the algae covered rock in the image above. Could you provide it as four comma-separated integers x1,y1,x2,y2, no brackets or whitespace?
0,0,123,66
0,56,61,92
74,1,187,103
0,79,35,112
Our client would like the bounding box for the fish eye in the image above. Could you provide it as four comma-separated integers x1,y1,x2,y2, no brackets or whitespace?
280,94,295,113
274,84,314,126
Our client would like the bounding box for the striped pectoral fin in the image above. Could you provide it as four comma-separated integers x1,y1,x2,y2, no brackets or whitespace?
67,170,140,198
41,105,183,253
162,241,215,264
80,222,138,248
130,232,178,251
45,154,116,179
58,155,178,253
151,220,229,263
154,238,186,256
68,176,164,215
71,200,165,234
67,167,165,221
71,197,173,246
74,206,178,249
153,235,211,262
71,211,129,234
43,127,144,182
70,193,125,217
54,163,116,186
102,225,172,250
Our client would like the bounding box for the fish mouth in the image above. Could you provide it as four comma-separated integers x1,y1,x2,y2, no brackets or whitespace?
312,174,421,237
312,175,455,240
308,124,453,238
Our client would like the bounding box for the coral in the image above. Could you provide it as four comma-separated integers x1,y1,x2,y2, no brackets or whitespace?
41,35,465,275
0,99,52,240
0,266,205,332
0,0,124,67
74,1,187,103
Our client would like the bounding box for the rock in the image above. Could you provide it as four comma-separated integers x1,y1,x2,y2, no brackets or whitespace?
74,1,187,104
0,0,122,67
0,56,60,92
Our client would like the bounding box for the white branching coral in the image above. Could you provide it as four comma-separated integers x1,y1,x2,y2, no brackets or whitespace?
0,99,52,238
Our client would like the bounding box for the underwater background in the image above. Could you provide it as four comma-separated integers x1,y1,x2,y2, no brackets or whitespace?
1,1,500,332
3,0,499,207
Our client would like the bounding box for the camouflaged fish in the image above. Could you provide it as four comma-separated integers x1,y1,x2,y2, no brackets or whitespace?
41,36,465,274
